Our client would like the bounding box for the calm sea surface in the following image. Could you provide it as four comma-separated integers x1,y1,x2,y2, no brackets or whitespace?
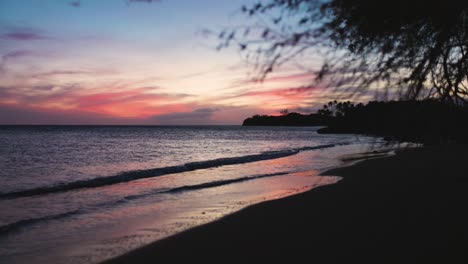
0,126,387,264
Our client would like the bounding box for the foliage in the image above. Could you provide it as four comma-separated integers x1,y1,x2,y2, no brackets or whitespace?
243,112,328,126
317,100,362,118
317,100,468,144
220,0,468,104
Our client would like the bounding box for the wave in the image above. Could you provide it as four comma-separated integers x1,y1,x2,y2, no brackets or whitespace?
0,210,81,236
164,171,290,193
0,170,293,236
0,143,346,199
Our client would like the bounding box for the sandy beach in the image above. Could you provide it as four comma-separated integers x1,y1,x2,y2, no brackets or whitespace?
103,145,468,263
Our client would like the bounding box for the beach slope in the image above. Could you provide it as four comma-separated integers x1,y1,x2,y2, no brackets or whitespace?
104,145,468,263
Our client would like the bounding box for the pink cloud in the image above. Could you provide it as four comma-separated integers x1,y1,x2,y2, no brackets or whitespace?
235,85,320,100
77,88,152,105
73,87,196,118
81,102,181,118
0,103,139,125
4,101,247,125
219,85,327,115
78,88,157,103
0,83,193,119
151,108,218,125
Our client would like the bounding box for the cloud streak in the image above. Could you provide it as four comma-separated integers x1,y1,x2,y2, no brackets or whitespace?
152,108,218,125
0,103,140,125
233,85,319,100
127,0,161,4
0,83,195,119
1,28,49,41
2,50,33,60
30,69,119,79
242,72,316,85
1,50,34,73
33,70,93,78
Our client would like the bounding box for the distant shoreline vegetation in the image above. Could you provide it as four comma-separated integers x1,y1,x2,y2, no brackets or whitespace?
242,111,329,127
243,100,468,144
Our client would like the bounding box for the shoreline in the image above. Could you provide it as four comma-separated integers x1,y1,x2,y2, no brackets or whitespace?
103,145,468,263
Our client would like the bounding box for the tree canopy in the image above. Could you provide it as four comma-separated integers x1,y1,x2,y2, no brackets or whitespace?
220,0,468,104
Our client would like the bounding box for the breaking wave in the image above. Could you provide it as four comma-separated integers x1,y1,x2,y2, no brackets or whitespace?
0,143,345,199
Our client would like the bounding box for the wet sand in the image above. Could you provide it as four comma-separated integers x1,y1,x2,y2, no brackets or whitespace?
103,145,468,263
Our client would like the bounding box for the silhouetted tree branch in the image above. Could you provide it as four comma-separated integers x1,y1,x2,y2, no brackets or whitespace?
220,0,468,104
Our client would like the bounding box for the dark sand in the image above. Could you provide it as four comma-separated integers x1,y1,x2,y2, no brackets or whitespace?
104,145,468,263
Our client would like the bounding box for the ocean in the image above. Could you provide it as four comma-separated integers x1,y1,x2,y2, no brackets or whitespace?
0,125,387,263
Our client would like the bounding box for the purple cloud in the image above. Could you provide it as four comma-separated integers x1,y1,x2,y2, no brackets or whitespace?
32,70,92,78
127,0,161,4
1,28,49,41
152,108,219,125
2,50,33,60
1,50,34,73
0,84,78,105
69,1,81,7
2,32,46,41
30,68,119,79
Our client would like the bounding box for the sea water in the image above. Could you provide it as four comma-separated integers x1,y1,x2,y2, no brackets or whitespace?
0,125,387,264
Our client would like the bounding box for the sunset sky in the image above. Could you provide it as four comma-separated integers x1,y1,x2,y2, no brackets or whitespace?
0,0,331,125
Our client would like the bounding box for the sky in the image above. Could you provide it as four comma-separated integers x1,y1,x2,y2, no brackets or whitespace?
0,0,329,125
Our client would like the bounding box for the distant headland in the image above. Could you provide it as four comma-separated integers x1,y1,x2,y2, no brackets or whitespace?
242,112,328,127
243,100,468,144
